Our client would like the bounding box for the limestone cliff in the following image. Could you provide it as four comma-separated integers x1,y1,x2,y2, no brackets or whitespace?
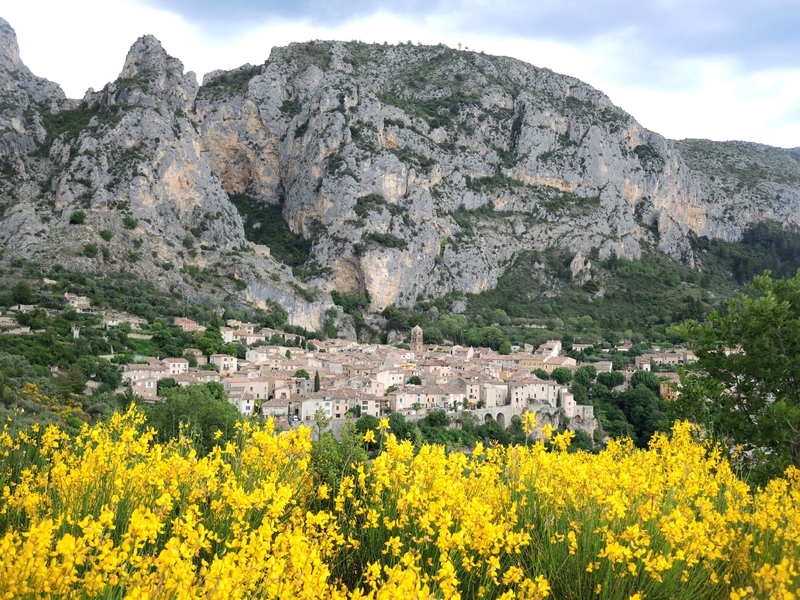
0,19,332,331
1,20,799,321
193,41,800,309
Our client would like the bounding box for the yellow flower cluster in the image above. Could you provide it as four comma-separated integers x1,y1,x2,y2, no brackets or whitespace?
0,409,798,599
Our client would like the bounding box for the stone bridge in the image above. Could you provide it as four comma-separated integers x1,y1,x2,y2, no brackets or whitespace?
300,402,596,440
465,405,522,430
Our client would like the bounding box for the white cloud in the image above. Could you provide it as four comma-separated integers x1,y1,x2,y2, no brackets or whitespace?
3,1,798,147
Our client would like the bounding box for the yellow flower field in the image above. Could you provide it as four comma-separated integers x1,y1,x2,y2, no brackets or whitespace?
0,408,798,599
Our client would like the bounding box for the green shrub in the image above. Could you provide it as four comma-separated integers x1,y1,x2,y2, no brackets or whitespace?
228,194,312,268
99,229,113,241
280,100,302,117
363,232,408,250
70,211,86,225
123,215,138,230
83,243,98,258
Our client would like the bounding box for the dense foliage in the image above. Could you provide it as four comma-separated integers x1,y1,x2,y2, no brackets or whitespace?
671,268,800,484
228,193,313,270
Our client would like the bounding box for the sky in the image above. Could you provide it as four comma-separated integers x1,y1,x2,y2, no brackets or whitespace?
3,0,799,148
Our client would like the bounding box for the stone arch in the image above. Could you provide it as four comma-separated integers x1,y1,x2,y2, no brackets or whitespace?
496,412,506,429
484,413,494,424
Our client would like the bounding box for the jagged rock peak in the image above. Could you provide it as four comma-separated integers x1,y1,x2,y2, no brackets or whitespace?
0,17,64,106
93,34,199,110
120,35,186,80
0,17,21,72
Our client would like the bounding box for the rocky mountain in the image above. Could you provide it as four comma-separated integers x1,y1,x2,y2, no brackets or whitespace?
1,17,799,326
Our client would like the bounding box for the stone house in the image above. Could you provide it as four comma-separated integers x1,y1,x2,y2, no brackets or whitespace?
173,317,197,332
480,382,509,408
542,356,577,372
261,396,292,420
163,357,189,376
224,377,271,400
210,354,238,376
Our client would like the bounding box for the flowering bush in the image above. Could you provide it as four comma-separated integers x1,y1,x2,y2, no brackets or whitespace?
0,408,798,599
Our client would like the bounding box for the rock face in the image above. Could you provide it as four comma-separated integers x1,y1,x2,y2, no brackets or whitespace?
192,41,800,309
1,20,799,320
0,19,333,332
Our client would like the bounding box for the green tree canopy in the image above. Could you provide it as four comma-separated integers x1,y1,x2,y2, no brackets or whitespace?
551,367,572,386
630,370,661,395
157,377,179,395
671,269,800,483
597,371,625,389
144,382,240,455
574,365,597,388
479,326,505,351
423,327,444,345
198,325,224,357
12,281,34,305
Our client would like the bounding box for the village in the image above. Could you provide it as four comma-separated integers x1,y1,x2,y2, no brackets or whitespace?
118,316,694,439
1,290,699,439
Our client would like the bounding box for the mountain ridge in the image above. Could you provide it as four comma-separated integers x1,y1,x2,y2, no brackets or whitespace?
1,17,799,329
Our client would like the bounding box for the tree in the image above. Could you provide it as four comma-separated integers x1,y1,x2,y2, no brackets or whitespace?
551,367,572,386
314,406,331,440
619,385,667,447
144,383,240,455
533,368,550,380
17,307,49,330
11,281,34,305
569,429,594,453
422,409,450,428
407,375,422,385
671,269,800,482
597,371,625,389
382,305,409,330
499,340,512,355
479,326,505,351
309,419,367,506
630,370,660,395
423,326,444,345
285,349,292,360
294,369,310,379
157,377,179,395
388,412,412,441
355,415,380,449
198,325,224,356
574,365,597,388
313,370,321,392
59,363,87,395
611,353,627,371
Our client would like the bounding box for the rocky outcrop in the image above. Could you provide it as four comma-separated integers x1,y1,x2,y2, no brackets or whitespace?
0,19,332,332
191,41,800,309
1,20,800,321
